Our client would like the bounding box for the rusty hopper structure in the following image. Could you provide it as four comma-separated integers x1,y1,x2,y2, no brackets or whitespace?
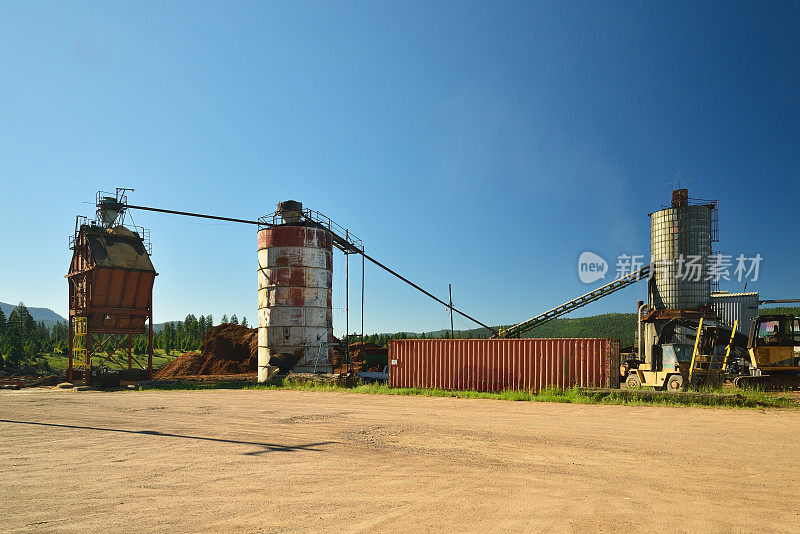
67,190,156,385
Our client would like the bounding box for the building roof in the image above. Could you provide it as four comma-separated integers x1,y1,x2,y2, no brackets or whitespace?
85,226,155,272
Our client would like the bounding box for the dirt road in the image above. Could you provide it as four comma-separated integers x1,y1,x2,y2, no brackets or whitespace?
1,388,799,533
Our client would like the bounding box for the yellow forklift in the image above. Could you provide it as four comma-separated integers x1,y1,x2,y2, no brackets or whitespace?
625,318,737,391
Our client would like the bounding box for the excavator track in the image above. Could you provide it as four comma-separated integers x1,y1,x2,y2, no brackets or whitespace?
733,374,800,390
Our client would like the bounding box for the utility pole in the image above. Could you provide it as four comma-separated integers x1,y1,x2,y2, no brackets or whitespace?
449,283,454,339
346,229,350,369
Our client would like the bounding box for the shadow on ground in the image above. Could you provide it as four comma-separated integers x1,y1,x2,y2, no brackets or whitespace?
0,419,336,456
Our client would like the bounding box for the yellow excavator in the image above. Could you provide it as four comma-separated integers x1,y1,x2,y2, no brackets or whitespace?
733,314,800,389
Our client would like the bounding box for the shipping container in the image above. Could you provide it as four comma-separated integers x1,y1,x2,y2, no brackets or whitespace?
388,338,620,392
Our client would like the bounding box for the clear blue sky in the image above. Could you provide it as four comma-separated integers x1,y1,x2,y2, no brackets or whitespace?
1,1,798,334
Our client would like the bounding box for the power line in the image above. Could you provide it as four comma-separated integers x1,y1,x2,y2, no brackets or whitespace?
124,202,498,335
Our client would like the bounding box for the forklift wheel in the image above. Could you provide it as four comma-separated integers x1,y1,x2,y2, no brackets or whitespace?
666,375,683,392
626,374,641,388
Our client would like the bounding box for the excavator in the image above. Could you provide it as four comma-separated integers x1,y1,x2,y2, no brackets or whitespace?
619,313,800,391
622,314,800,391
733,314,800,389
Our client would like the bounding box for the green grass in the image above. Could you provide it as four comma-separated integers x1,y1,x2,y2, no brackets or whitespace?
138,377,800,409
38,349,180,372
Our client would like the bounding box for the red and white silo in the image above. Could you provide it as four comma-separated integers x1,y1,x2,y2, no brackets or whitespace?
257,201,334,380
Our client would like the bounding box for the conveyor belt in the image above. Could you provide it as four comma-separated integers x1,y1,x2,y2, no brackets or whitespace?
497,265,650,338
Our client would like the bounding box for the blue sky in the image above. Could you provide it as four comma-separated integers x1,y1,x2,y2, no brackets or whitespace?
1,1,798,334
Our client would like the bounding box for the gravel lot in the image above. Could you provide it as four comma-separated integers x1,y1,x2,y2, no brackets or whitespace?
2,388,799,532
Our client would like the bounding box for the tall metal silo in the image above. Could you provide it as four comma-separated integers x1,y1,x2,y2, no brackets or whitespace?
257,201,334,379
648,191,714,310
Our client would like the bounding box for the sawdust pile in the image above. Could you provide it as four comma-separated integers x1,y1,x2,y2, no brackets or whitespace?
154,324,257,378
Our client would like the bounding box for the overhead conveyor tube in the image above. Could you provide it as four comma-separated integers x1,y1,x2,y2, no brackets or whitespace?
124,203,499,335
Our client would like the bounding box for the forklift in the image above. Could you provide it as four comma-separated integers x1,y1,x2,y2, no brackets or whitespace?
625,318,737,391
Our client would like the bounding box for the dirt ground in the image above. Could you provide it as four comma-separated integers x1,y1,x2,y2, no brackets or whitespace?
1,389,799,533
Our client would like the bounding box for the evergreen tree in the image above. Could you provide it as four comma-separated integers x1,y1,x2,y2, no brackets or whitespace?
50,321,67,344
0,308,6,335
163,322,175,355
2,338,23,368
230,314,239,325
185,314,198,344
241,316,248,328
7,309,21,334
3,307,25,368
15,303,36,340
221,314,229,324
36,321,49,342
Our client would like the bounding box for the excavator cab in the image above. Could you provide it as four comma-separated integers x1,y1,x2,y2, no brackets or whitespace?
733,315,800,389
749,315,800,369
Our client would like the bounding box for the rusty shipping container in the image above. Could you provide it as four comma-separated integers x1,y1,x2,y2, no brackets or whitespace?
389,339,620,392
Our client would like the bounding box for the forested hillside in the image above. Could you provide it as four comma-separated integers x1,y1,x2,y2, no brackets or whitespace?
354,313,638,347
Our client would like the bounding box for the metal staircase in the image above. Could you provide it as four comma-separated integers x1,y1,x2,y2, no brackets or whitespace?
689,318,737,383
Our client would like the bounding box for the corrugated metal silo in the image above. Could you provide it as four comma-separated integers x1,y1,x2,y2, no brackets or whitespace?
649,202,713,309
257,201,334,379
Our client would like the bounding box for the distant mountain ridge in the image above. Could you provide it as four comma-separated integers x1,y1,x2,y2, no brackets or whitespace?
0,301,67,327
0,301,176,333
